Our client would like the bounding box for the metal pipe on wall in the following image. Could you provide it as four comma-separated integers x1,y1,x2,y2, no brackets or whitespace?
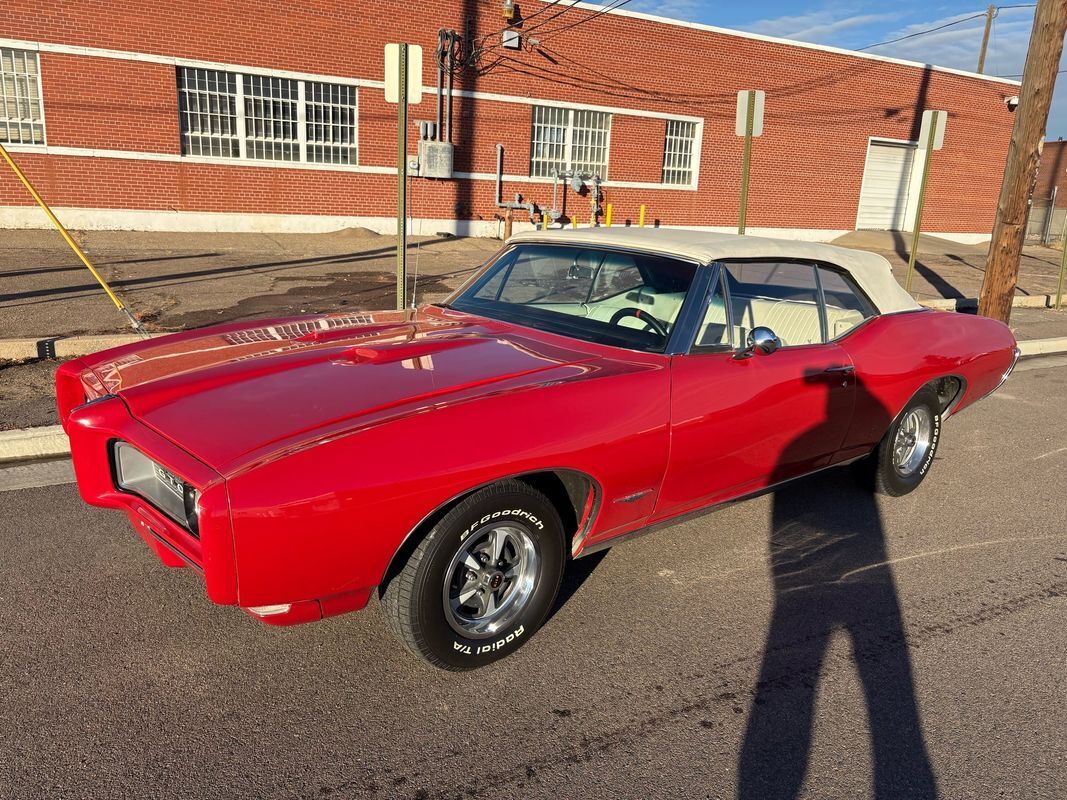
435,29,445,141
445,31,455,144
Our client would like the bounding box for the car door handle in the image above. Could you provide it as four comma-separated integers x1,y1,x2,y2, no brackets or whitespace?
824,365,855,374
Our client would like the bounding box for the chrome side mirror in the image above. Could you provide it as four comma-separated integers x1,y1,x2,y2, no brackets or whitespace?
734,326,781,359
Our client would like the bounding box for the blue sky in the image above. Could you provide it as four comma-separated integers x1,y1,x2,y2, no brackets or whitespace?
608,1,1066,138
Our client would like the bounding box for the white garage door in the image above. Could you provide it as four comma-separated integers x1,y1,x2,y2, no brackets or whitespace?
856,140,916,230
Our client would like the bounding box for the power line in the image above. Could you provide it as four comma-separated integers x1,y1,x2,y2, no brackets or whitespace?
535,0,636,43
470,0,584,65
857,12,988,51
997,68,1067,77
473,0,575,48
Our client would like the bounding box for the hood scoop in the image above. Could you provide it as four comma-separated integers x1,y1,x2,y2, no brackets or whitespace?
296,322,417,344
343,337,484,365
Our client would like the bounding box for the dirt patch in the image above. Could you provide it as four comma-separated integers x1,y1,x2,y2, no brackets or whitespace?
0,359,63,430
162,266,463,330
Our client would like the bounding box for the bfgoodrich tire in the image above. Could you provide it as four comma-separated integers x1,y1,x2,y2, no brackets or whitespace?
380,479,565,670
862,386,943,497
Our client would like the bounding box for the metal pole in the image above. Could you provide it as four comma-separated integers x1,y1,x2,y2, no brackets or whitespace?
1044,185,1057,244
396,43,408,311
905,111,940,294
0,141,144,335
1057,221,1067,310
977,4,996,74
738,90,755,235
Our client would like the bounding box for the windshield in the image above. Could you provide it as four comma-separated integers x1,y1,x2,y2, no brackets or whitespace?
446,243,698,352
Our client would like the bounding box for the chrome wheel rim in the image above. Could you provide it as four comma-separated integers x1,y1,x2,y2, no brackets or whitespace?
892,407,933,476
443,523,539,639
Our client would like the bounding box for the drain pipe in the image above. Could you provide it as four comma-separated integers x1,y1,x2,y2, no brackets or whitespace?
495,144,536,239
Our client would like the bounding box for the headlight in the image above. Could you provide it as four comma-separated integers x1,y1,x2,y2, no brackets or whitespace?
113,442,200,536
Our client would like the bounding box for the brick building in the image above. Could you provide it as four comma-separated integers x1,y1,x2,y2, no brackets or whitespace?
0,1,1021,241
1034,139,1067,200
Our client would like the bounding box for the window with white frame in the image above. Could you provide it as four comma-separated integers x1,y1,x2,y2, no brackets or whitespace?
176,67,358,165
177,68,239,157
243,75,298,161
530,106,610,179
306,82,357,165
1,47,45,145
662,119,697,185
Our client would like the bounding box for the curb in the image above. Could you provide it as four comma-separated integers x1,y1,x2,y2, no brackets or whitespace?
919,294,1059,311
1018,336,1067,357
2,337,1067,467
0,333,159,362
0,425,69,463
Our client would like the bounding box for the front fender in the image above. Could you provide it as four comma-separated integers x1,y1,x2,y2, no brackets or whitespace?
224,357,670,607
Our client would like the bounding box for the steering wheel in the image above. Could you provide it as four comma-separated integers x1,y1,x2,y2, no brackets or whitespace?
608,307,669,338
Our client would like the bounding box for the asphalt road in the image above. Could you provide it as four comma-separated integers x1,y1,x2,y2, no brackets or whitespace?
1,360,1065,800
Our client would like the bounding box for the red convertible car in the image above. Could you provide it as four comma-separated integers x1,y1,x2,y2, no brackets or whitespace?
58,228,1018,669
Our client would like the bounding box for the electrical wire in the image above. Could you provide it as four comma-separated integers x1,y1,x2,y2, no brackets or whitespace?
997,68,1067,78
535,0,636,43
857,12,988,51
473,0,574,47
471,0,584,63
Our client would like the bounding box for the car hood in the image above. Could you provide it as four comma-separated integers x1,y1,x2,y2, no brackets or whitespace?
78,308,600,474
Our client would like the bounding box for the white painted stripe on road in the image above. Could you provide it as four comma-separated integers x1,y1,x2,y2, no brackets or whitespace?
0,459,76,492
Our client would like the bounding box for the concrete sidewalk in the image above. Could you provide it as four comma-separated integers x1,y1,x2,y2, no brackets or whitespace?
0,228,501,340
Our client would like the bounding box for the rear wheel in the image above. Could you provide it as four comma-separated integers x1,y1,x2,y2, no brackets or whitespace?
380,480,565,670
858,387,942,496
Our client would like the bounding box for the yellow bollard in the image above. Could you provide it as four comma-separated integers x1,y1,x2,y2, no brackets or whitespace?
0,142,144,335
639,205,646,228
541,214,549,231
572,217,578,229
605,203,614,228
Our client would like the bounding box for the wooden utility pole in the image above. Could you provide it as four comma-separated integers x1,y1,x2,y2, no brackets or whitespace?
978,0,1067,323
977,4,996,74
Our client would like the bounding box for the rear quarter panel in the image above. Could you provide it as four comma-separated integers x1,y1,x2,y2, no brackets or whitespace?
837,309,1016,459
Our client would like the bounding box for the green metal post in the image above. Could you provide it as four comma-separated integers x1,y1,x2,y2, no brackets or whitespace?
738,91,754,235
1057,221,1066,310
396,43,408,311
905,110,939,294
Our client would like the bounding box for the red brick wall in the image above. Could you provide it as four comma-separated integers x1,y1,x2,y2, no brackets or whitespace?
1035,140,1067,199
0,1,1018,232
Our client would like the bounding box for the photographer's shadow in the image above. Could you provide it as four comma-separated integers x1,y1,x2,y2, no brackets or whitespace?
738,375,938,799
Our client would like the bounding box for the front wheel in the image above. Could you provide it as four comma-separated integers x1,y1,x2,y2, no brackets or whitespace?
380,480,565,670
858,386,943,496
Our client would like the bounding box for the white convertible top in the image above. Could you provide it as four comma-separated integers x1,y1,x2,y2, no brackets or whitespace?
508,227,920,314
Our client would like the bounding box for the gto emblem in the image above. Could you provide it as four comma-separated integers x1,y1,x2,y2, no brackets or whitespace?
489,572,503,590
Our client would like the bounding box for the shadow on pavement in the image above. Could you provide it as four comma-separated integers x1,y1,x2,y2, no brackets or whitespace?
738,376,938,799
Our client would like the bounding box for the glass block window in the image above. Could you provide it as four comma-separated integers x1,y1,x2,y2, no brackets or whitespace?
530,106,610,179
662,119,697,185
243,75,298,161
177,68,357,165
177,68,239,158
0,48,45,145
306,82,357,165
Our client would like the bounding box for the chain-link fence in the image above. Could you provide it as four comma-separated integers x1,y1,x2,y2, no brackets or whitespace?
1026,190,1067,245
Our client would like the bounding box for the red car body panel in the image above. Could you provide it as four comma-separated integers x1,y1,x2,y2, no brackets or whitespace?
58,301,1016,626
